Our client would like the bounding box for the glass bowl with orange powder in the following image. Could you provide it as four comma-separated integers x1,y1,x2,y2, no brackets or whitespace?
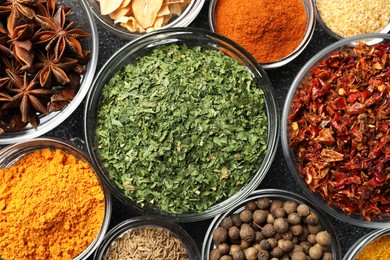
343,229,390,260
209,0,316,69
0,138,111,260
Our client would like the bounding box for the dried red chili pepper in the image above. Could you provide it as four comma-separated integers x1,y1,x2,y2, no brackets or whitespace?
288,43,390,221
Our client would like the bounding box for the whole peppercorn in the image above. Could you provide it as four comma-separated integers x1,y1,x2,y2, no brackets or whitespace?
308,224,322,235
291,251,307,260
231,213,243,227
271,246,283,258
240,209,253,223
244,247,258,260
273,207,287,218
253,210,268,224
309,243,323,259
274,217,289,233
232,250,245,260
218,243,230,255
213,227,228,245
245,200,258,212
229,226,241,240
287,212,301,225
290,224,303,236
296,204,310,217
210,248,221,260
306,212,319,225
316,231,331,247
257,249,270,260
283,200,298,214
221,216,234,230
261,223,275,238
256,197,271,209
240,223,255,242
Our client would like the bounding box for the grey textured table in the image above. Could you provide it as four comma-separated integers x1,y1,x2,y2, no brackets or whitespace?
39,2,373,259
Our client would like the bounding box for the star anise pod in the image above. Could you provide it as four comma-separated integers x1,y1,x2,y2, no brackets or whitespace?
1,70,55,123
3,0,36,20
23,49,78,88
6,9,34,66
0,56,23,89
34,6,89,60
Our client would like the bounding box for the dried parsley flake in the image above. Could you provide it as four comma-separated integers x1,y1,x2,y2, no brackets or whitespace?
96,44,268,213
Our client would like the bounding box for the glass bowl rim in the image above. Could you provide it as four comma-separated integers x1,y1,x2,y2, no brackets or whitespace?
281,33,390,229
85,0,206,39
207,0,316,69
83,27,279,222
0,137,112,260
0,0,99,145
201,188,342,260
93,215,201,259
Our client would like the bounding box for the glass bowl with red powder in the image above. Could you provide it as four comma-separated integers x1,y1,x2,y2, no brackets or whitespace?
208,0,316,69
282,34,390,228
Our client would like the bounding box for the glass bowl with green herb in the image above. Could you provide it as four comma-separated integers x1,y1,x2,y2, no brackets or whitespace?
84,27,279,222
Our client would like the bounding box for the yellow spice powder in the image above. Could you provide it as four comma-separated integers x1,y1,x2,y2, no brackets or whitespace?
356,235,390,260
0,148,105,260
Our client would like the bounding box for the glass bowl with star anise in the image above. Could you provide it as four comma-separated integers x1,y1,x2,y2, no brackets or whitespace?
0,0,98,144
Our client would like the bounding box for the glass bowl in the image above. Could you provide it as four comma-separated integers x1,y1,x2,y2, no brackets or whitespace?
202,189,342,260
94,216,200,259
85,0,205,39
84,27,279,222
314,0,390,40
0,138,112,260
282,34,390,228
343,228,390,260
0,0,99,145
208,0,316,69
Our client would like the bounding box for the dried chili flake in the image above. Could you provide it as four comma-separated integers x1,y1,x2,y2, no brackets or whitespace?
288,43,390,221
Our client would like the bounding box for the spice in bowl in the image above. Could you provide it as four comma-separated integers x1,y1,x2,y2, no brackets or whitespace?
355,234,390,260
209,196,335,259
0,148,105,259
95,43,268,214
0,0,91,134
213,0,309,64
95,0,191,33
103,227,189,259
316,0,390,38
287,42,390,221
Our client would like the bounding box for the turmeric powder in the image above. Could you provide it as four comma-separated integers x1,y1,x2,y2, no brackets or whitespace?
0,148,105,260
356,235,390,260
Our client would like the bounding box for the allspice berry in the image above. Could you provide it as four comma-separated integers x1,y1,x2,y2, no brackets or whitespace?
231,213,243,227
232,250,245,260
240,209,253,223
283,200,298,214
244,247,258,260
309,243,323,259
290,224,303,236
316,231,331,247
287,212,301,225
240,223,255,242
256,197,270,209
306,212,319,225
308,224,322,235
273,207,287,218
213,227,228,245
253,210,268,224
221,217,234,230
261,223,276,238
278,239,294,253
245,200,258,212
229,226,240,240
270,200,284,213
210,248,222,260
291,251,307,260
220,255,233,260
274,217,289,233
257,249,270,260
296,204,310,217
322,252,333,260
271,246,283,258
218,243,230,255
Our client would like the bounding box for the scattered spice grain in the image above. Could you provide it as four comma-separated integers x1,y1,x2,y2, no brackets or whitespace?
316,0,390,38
356,235,390,260
0,148,105,259
104,227,189,260
215,0,307,63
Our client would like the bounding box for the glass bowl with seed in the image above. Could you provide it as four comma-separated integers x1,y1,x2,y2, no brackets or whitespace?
281,34,390,229
84,27,279,222
314,0,390,40
208,0,316,69
0,0,98,145
202,189,342,260
0,138,112,260
85,0,205,39
343,228,390,260
94,216,200,259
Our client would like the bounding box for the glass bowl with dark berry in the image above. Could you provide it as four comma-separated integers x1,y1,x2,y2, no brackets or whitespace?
282,33,390,228
0,0,98,144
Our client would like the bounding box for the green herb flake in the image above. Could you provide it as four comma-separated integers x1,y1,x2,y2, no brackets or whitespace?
95,44,268,213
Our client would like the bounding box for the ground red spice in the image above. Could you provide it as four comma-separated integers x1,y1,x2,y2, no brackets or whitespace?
215,0,307,63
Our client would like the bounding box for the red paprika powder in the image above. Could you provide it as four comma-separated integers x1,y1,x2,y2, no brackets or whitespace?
215,0,307,64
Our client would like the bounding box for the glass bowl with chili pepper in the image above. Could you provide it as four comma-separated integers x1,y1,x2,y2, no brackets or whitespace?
202,189,342,260
84,27,279,222
0,138,112,260
208,0,316,69
282,33,390,229
85,0,205,39
343,228,390,260
0,0,98,145
94,216,200,259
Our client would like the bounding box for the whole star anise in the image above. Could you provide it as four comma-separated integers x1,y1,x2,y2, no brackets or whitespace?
34,6,89,59
1,70,55,123
0,56,23,89
3,0,36,19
